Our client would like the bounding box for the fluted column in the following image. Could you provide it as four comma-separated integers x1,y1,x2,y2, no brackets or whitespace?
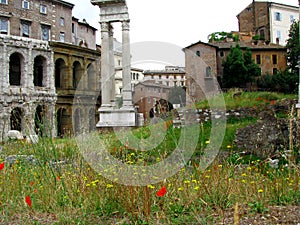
121,20,133,108
100,22,112,108
109,24,116,106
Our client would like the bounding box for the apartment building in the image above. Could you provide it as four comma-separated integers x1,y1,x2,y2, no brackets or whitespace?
237,1,298,45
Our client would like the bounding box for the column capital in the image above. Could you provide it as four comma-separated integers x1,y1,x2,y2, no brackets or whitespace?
122,20,130,31
100,22,110,32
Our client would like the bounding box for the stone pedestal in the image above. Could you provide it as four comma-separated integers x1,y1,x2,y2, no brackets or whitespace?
97,108,136,127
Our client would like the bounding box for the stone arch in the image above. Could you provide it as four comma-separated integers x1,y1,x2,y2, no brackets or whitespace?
56,108,68,137
9,52,24,86
33,55,47,87
55,58,66,88
73,61,82,89
10,107,23,132
73,108,81,134
87,63,95,90
34,105,45,136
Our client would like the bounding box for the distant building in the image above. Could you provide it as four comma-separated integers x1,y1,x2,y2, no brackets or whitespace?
133,80,170,120
184,39,287,102
143,66,186,87
237,1,298,46
0,0,101,140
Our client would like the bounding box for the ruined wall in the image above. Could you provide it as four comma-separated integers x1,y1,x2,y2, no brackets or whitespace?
0,35,56,141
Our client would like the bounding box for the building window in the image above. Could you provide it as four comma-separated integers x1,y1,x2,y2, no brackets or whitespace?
256,55,261,64
290,15,294,23
0,0,7,4
206,66,212,77
60,17,64,26
22,0,29,9
273,68,278,75
274,12,281,21
259,29,265,39
21,21,30,37
40,5,47,14
41,25,50,41
220,51,224,57
59,32,65,42
0,17,8,34
196,50,200,57
276,30,281,41
272,54,277,64
72,23,75,33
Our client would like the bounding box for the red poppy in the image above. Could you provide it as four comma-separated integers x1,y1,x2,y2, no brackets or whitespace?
25,196,32,208
156,186,167,197
30,181,34,186
0,162,4,170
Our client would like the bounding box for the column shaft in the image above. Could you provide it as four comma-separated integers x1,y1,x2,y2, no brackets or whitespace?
109,24,115,105
121,20,133,107
100,22,112,108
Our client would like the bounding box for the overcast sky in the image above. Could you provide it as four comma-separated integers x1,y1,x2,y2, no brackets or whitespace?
71,0,298,69
72,0,298,47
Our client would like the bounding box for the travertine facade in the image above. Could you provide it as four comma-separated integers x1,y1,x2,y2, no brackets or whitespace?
0,35,56,141
0,0,101,140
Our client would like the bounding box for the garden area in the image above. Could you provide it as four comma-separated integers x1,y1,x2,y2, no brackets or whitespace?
0,91,299,224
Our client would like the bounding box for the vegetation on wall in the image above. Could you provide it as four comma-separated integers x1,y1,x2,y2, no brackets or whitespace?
208,31,239,42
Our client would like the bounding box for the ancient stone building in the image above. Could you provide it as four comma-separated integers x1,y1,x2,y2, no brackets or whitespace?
51,41,100,136
237,1,298,46
0,0,101,140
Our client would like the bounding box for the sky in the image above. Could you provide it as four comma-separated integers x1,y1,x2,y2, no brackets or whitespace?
71,0,298,69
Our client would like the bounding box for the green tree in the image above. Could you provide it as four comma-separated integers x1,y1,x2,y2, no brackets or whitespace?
222,45,247,88
286,20,300,74
244,48,261,84
222,45,261,88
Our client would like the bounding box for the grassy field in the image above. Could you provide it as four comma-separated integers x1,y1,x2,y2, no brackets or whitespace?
0,91,299,224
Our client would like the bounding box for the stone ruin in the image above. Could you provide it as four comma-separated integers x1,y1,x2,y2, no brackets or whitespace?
91,0,137,127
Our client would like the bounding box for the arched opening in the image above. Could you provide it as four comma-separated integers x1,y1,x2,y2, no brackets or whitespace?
35,105,45,136
73,108,81,134
10,107,23,131
87,63,95,90
55,58,66,88
33,56,46,87
89,108,95,132
9,53,23,86
73,61,82,89
56,108,67,137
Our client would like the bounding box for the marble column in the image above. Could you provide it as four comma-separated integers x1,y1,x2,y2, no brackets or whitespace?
100,22,112,108
108,24,116,106
121,20,133,108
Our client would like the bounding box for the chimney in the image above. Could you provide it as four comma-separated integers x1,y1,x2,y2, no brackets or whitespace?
276,37,279,45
